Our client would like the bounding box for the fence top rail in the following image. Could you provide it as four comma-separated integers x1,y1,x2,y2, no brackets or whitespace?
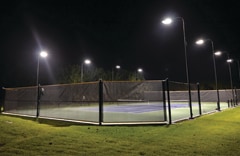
3,81,100,90
103,80,164,83
168,80,198,86
3,86,36,90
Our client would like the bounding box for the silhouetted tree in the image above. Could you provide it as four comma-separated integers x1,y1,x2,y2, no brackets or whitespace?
57,64,145,84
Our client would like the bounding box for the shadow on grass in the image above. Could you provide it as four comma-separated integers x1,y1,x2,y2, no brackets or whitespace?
36,118,86,127
1,113,170,128
0,113,85,127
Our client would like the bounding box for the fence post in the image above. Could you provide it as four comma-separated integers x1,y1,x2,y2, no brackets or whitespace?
99,79,103,125
36,84,40,118
166,78,172,124
162,80,167,122
234,87,237,106
236,88,239,105
0,87,5,113
189,84,193,119
197,83,202,116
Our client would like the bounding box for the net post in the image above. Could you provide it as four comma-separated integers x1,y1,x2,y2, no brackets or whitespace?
162,80,167,122
99,79,103,125
197,82,202,116
166,78,172,124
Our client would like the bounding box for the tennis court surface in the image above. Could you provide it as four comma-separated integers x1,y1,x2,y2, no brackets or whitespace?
2,80,238,125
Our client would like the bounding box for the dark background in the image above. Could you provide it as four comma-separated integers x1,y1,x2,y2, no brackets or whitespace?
1,0,240,88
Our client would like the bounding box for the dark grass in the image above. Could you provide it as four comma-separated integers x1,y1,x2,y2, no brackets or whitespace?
1,107,240,155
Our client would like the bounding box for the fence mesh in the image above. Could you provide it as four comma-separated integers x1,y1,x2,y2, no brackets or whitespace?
167,81,198,121
39,82,99,122
103,81,163,102
102,80,165,123
3,80,238,124
4,86,37,116
3,80,166,124
167,81,237,122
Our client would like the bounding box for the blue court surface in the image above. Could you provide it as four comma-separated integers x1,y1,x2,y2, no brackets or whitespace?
80,102,193,113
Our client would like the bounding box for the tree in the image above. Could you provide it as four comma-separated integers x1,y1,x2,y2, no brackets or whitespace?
58,65,81,83
57,64,145,84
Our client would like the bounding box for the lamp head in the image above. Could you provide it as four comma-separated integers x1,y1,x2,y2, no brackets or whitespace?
227,59,233,63
40,51,48,58
195,39,204,45
162,18,173,25
84,59,91,64
214,51,222,56
138,68,143,73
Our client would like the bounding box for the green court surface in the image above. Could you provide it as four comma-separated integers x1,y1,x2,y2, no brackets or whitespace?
3,101,230,124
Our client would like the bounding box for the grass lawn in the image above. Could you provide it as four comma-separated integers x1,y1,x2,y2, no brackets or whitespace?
1,107,240,155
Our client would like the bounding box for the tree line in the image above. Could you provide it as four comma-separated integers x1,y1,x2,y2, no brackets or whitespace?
57,64,144,84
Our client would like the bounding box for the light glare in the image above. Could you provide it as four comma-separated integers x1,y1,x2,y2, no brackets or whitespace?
214,51,222,56
162,18,172,25
196,39,204,45
116,65,120,69
227,59,233,63
138,68,143,72
40,51,48,58
84,59,91,64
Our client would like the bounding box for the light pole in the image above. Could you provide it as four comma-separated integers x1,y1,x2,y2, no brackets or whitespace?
234,59,240,105
162,17,193,118
81,59,91,82
195,39,220,111
36,51,48,118
226,56,235,106
236,59,240,87
112,65,121,81
215,51,235,106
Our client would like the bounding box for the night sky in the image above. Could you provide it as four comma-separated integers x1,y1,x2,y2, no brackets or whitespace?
1,0,240,88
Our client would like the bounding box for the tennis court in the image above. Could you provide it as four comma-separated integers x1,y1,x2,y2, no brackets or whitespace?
2,100,230,124
2,80,238,125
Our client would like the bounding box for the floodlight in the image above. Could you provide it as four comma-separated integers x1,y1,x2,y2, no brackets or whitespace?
40,51,48,57
227,59,233,63
138,68,143,72
195,39,204,45
162,18,172,25
116,65,121,69
84,59,91,64
214,51,222,56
